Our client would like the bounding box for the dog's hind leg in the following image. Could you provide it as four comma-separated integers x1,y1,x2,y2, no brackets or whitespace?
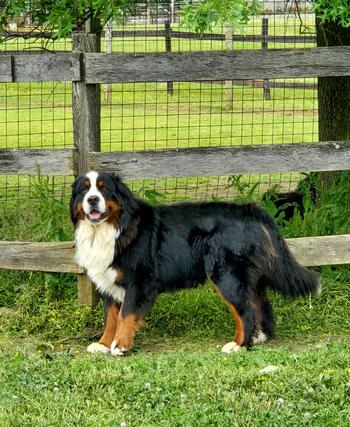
252,288,275,345
213,276,257,353
259,297,275,341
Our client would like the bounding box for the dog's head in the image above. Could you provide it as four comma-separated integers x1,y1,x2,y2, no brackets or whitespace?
70,171,138,231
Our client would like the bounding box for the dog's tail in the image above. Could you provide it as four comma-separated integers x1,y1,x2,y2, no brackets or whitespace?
258,217,320,298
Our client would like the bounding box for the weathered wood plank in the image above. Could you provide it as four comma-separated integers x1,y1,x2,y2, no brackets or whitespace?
72,32,101,175
88,141,350,180
13,53,81,82
0,149,75,175
0,241,83,273
0,235,350,274
72,31,101,306
288,235,350,267
0,55,12,82
1,141,349,179
85,46,350,83
77,274,100,306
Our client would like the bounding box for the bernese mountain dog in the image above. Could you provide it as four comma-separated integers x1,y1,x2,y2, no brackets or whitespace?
70,171,320,356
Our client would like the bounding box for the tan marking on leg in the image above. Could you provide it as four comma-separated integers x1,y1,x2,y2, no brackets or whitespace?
111,313,144,355
98,304,120,348
215,286,244,346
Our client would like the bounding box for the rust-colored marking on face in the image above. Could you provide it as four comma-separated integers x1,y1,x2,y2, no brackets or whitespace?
99,304,120,348
113,313,144,351
105,199,121,226
75,201,86,221
214,286,244,346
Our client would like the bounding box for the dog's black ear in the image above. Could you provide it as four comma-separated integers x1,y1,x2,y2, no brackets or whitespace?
111,175,139,211
111,175,139,230
70,176,83,226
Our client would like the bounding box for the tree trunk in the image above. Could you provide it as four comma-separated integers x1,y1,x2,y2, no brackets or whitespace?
316,19,350,190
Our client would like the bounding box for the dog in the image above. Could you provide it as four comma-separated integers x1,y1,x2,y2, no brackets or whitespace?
70,171,320,356
262,177,317,221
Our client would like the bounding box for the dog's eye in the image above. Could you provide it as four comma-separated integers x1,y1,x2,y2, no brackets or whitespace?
97,181,105,191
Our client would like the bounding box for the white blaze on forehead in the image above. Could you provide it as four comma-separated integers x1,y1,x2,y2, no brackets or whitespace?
83,171,106,213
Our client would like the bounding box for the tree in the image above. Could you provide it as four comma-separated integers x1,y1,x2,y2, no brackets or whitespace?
0,0,138,38
181,0,261,33
314,3,350,190
0,0,261,38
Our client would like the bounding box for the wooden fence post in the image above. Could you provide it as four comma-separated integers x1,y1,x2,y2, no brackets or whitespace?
164,21,174,95
103,19,113,104
262,17,271,100
72,30,101,306
225,25,233,111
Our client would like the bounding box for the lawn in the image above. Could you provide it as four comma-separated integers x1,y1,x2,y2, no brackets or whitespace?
1,266,350,426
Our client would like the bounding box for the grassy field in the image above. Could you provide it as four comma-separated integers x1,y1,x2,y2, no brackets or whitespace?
1,265,350,426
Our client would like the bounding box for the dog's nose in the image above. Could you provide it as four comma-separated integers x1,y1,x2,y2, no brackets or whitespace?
88,195,100,205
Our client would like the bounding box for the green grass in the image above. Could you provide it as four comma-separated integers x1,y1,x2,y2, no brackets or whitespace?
1,266,350,426
1,341,350,426
0,81,317,150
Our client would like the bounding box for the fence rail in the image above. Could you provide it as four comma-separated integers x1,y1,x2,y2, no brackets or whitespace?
1,47,349,83
1,235,350,273
1,141,350,179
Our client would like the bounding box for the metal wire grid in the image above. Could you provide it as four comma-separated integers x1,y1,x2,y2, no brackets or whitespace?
100,1,317,202
101,80,317,152
0,0,318,240
0,34,73,238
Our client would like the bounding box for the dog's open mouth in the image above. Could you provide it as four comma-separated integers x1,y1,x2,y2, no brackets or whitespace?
86,209,108,223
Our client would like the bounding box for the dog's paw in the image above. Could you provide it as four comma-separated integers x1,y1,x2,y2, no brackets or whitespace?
86,342,111,354
221,341,241,354
110,340,128,357
252,331,268,345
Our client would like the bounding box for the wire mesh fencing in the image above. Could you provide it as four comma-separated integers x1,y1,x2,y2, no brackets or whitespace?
0,0,318,240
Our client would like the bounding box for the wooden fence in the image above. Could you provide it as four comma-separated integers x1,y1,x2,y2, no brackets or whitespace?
1,38,350,304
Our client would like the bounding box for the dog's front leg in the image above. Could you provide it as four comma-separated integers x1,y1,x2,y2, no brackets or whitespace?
87,297,120,354
110,312,144,356
110,286,156,356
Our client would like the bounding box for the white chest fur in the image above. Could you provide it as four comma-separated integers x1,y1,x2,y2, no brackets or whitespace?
75,221,125,303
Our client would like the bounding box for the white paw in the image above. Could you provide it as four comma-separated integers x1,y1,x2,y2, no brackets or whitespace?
221,341,241,354
253,331,268,345
86,342,110,354
110,340,128,357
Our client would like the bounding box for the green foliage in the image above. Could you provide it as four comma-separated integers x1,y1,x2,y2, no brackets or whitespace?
30,174,71,242
280,172,350,238
226,174,260,202
181,0,262,33
0,0,135,38
312,0,350,28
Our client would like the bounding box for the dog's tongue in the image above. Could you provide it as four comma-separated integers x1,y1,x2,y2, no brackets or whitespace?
89,210,101,220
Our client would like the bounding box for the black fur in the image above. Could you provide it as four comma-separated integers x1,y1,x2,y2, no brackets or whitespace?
71,173,320,350
262,176,317,221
